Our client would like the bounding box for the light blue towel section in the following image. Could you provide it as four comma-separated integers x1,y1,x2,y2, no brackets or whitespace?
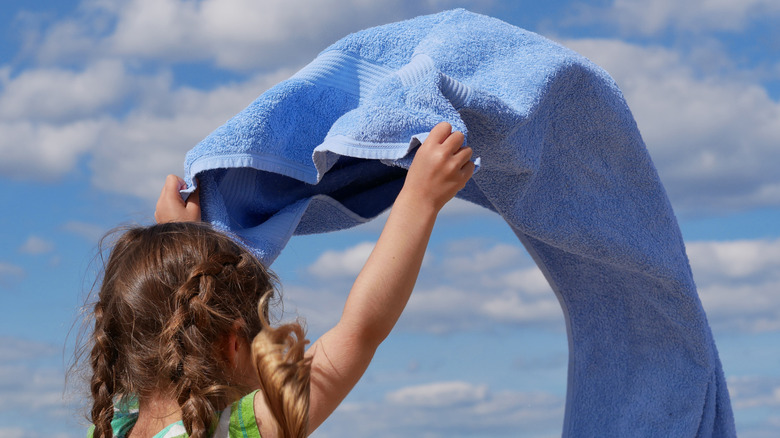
183,9,735,437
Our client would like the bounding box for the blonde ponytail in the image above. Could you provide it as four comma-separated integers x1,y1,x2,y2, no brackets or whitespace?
252,304,312,438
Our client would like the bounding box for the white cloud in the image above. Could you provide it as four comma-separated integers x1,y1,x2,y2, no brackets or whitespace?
283,240,565,335
441,243,524,274
495,267,553,296
687,238,780,280
0,262,25,284
62,221,107,243
0,56,291,192
440,197,496,217
728,375,780,410
480,292,562,324
0,429,75,438
8,0,776,216
401,285,484,334
0,118,101,180
401,242,565,333
87,69,294,200
563,38,780,212
33,0,491,71
693,281,780,333
0,364,68,411
5,0,496,190
276,283,345,337
386,381,488,407
586,0,780,35
345,197,497,235
319,384,564,437
18,236,54,255
293,233,780,336
0,60,131,122
307,241,375,279
0,338,86,437
687,238,780,333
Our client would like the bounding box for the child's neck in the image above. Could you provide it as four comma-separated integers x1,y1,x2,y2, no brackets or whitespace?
129,392,182,438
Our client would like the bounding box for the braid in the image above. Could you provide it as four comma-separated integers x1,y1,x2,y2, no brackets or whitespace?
163,251,245,436
178,384,211,438
89,300,116,438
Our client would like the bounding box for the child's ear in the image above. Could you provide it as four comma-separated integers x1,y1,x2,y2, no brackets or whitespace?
224,332,240,367
222,320,245,367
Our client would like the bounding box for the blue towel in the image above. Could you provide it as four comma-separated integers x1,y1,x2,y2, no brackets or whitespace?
183,9,735,437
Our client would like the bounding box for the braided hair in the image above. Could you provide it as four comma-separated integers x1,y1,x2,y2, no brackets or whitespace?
87,222,310,438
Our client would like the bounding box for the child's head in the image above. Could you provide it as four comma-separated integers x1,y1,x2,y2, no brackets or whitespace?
87,222,305,437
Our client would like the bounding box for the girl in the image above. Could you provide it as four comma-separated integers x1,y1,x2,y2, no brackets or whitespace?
84,122,475,438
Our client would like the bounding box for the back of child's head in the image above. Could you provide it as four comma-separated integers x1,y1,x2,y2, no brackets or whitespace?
87,222,306,437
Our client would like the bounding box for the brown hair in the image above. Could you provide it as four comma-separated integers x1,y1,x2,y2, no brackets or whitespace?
87,222,310,438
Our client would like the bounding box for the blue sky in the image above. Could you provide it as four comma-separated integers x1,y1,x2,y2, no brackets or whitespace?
1,0,779,437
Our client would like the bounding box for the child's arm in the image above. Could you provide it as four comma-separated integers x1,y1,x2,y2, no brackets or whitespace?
304,122,475,432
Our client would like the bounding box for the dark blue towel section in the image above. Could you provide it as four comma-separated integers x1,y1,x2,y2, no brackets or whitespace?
183,9,735,437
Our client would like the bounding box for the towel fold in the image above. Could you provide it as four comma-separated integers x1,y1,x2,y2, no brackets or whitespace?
184,9,735,437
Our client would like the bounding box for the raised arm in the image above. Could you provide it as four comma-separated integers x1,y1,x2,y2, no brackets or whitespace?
305,122,475,432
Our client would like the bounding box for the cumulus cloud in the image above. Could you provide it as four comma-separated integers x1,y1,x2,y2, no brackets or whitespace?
687,238,780,333
90,69,295,200
0,338,58,361
4,0,778,216
276,283,346,337
0,118,101,180
687,238,780,280
0,60,132,123
292,232,780,336
386,381,488,407
307,241,375,279
441,243,524,274
297,239,564,334
32,0,492,71
319,383,564,437
281,239,565,335
494,267,553,296
18,236,54,255
591,0,780,36
439,197,496,217
2,0,490,191
481,292,562,324
0,365,64,412
62,221,108,243
0,262,25,286
0,55,292,194
0,338,74,422
563,38,780,213
728,375,780,410
402,242,563,332
0,429,75,438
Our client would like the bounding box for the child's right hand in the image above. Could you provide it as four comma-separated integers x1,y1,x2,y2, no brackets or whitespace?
402,122,475,212
154,174,201,223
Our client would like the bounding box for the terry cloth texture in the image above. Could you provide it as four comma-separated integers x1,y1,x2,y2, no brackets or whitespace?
183,9,735,437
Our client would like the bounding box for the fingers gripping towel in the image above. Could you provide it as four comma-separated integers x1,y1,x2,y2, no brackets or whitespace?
183,9,736,437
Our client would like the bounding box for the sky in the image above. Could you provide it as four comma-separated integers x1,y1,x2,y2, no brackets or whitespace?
1,0,779,437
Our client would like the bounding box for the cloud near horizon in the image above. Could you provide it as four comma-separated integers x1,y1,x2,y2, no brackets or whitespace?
283,237,780,336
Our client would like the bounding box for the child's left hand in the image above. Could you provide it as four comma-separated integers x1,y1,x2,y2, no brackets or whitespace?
154,174,201,223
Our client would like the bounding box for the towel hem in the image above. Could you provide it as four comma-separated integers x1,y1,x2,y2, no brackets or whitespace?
189,153,319,185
